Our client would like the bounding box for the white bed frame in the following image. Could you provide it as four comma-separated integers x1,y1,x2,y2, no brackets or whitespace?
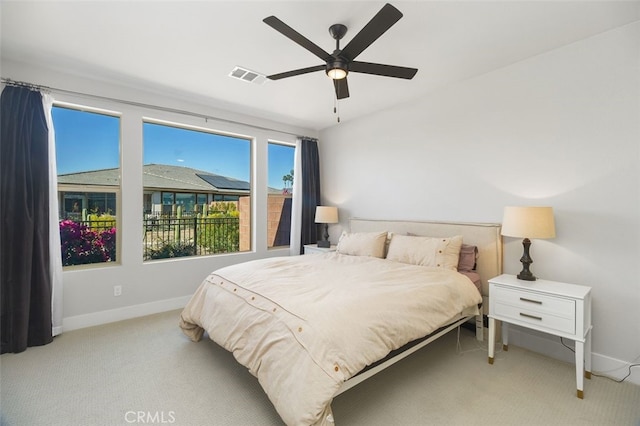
334,218,502,396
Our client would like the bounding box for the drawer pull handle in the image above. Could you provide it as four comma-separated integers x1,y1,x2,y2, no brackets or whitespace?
520,312,542,321
520,297,542,305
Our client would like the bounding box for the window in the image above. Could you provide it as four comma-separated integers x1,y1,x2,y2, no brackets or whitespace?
53,105,120,267
267,142,295,248
143,121,251,260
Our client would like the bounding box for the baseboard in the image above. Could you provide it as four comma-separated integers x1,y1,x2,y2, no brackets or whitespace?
62,295,191,332
508,327,640,386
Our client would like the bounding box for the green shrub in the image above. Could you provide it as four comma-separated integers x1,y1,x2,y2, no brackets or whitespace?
145,241,196,260
197,204,240,253
87,213,116,232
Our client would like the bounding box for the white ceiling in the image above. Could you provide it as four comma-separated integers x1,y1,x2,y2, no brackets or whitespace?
1,1,638,131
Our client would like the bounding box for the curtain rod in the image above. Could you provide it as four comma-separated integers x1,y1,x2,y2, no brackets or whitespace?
1,77,313,139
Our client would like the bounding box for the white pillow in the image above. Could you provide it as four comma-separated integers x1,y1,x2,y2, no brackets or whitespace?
336,231,388,258
386,234,463,270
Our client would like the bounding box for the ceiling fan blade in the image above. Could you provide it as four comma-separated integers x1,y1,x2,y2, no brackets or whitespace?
340,3,403,62
350,61,418,79
334,78,350,100
267,65,325,80
264,16,333,62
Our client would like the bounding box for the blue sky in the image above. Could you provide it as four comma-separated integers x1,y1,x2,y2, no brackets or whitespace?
52,106,295,189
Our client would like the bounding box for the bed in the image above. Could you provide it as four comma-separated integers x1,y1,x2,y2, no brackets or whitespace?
179,218,502,425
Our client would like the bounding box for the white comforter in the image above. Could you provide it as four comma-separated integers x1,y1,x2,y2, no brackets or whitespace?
179,253,482,425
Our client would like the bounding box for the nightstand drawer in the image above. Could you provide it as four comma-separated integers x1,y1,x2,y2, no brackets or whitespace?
492,285,575,318
493,301,576,334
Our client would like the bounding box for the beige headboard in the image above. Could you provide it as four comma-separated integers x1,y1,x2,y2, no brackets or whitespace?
349,218,503,306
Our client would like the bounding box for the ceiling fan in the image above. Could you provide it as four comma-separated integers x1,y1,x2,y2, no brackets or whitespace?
263,3,418,100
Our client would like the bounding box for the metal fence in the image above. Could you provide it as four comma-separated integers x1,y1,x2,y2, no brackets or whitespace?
60,216,241,262
143,216,240,260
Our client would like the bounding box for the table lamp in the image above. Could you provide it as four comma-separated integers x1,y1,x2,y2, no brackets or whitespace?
315,206,338,248
501,206,556,281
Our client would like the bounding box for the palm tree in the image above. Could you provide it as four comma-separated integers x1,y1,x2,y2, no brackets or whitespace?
282,169,294,193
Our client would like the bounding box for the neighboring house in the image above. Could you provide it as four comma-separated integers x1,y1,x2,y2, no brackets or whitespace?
57,163,281,216
57,163,291,249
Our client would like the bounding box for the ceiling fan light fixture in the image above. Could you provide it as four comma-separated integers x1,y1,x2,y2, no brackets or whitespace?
326,59,348,80
326,67,348,80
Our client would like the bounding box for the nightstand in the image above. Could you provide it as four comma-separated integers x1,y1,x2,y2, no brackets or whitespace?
303,244,337,254
487,274,592,399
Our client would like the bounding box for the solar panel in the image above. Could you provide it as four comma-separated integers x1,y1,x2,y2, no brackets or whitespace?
197,173,249,191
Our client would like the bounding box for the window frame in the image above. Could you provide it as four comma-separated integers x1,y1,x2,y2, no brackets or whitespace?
52,102,122,269
267,140,296,249
48,90,303,272
142,118,254,261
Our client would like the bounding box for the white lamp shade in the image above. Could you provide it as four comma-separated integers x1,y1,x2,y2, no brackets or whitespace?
501,206,556,239
314,206,338,224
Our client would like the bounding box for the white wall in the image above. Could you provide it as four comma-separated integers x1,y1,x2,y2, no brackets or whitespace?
1,59,317,330
320,23,640,383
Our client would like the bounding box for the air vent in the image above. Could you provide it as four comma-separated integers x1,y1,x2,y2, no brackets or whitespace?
229,66,267,85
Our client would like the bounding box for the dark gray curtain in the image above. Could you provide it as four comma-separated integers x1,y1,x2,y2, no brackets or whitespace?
299,137,321,254
273,197,292,247
1,85,53,354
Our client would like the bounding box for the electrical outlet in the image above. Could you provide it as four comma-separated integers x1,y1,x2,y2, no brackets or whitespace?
114,285,122,297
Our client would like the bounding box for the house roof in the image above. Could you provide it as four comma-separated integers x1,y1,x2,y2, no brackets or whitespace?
58,168,121,187
58,164,255,194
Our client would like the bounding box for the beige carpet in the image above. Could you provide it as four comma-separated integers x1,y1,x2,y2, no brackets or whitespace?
1,309,639,426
